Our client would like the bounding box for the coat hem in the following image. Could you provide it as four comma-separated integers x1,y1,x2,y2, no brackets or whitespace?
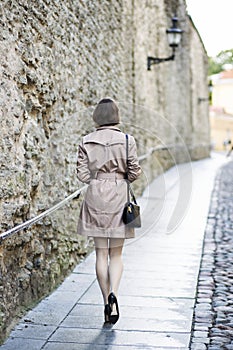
77,228,135,239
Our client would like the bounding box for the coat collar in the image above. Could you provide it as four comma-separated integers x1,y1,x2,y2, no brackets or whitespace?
96,125,122,132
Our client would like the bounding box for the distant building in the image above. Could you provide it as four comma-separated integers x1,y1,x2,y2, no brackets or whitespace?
211,69,233,115
209,69,233,151
209,107,233,150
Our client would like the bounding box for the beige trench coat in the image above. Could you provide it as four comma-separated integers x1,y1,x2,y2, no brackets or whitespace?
77,126,141,239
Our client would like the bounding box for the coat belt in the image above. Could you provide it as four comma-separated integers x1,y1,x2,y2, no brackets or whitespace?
94,172,125,180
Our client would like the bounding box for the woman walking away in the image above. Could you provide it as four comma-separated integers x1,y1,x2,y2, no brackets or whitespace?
77,98,141,324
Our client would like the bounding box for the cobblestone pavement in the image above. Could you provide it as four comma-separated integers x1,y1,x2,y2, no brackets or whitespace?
190,160,233,350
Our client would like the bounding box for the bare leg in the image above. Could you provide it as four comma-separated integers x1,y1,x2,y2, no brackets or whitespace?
109,238,125,296
94,238,110,305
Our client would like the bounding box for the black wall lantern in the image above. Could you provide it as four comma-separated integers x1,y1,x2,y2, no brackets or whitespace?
147,17,183,70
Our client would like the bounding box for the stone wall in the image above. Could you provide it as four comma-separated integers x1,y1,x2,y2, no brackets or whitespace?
0,0,209,341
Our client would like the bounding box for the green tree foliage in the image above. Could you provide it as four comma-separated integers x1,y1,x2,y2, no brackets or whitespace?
208,49,233,75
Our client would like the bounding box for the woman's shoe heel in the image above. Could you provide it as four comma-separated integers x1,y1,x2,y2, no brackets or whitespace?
104,304,111,323
108,292,119,324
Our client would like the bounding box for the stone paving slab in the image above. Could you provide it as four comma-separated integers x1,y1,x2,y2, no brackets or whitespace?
0,339,45,350
81,279,197,299
0,153,227,350
9,324,56,340
48,327,190,348
73,254,96,275
61,315,190,333
21,274,96,326
71,296,193,312
43,344,189,350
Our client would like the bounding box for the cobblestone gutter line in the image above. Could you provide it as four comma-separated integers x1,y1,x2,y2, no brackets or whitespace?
190,160,233,350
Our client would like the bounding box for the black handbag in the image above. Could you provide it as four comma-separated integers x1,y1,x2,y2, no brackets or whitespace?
122,134,141,228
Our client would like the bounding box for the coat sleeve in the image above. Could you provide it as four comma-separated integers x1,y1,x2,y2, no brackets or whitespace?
127,135,141,182
77,140,91,184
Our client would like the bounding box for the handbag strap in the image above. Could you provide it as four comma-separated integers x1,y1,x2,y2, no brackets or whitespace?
125,134,130,203
125,134,138,205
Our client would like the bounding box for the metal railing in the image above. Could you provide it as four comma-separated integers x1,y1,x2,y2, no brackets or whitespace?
0,185,87,243
0,143,172,243
138,144,168,162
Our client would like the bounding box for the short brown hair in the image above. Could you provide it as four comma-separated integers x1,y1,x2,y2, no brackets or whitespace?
93,98,120,126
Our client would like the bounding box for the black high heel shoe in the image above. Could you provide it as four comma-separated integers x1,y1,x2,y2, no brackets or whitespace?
108,292,119,324
104,304,111,323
